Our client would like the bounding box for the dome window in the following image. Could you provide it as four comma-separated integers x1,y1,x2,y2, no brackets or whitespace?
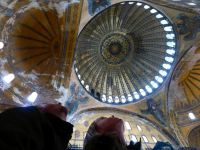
164,26,172,31
151,81,158,88
150,9,157,14
144,5,150,9
167,41,176,47
155,76,163,83
162,64,171,70
145,85,153,93
121,95,126,103
128,94,133,101
136,2,142,6
139,89,146,96
159,70,167,77
114,96,120,103
156,14,163,19
166,34,175,39
165,57,174,63
160,20,168,25
134,92,140,99
166,49,175,55
128,2,134,5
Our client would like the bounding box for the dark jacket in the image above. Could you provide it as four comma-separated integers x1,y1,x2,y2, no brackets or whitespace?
0,106,73,150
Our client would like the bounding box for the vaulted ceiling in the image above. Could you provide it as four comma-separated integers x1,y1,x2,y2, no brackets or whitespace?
0,0,199,148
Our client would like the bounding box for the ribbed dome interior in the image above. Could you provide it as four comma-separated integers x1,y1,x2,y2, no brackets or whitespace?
75,1,178,104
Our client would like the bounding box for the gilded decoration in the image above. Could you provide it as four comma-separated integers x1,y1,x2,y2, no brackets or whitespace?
75,1,178,104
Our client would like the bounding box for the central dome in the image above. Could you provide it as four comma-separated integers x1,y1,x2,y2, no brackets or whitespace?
75,1,177,104
100,32,132,64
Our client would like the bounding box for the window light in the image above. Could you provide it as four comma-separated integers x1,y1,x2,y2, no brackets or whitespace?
188,112,196,120
120,2,125,5
128,2,134,5
108,96,113,103
187,3,196,6
142,136,149,143
166,34,175,39
136,2,142,6
85,85,89,91
3,73,15,83
125,121,131,130
0,42,4,49
131,135,138,143
27,92,38,103
75,67,78,72
145,85,152,93
121,95,126,103
166,49,175,55
137,125,142,131
162,64,171,70
144,5,150,9
152,136,157,143
167,41,176,47
115,96,120,103
81,80,84,85
150,81,158,88
150,9,157,14
159,70,167,77
155,76,163,83
139,89,146,96
160,20,168,25
102,95,106,102
156,14,163,19
78,74,81,79
164,26,172,32
165,57,174,63
134,92,140,99
128,94,133,101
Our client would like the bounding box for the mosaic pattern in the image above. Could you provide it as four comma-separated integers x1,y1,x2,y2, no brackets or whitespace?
0,1,82,105
141,98,166,126
177,14,200,41
87,0,111,16
65,82,89,116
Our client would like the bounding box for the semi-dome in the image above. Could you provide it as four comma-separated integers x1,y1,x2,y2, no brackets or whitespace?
75,1,178,104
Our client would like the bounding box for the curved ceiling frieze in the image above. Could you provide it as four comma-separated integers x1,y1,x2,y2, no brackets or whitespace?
75,1,178,105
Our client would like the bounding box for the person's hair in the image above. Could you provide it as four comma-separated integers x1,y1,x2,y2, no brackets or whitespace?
84,133,127,150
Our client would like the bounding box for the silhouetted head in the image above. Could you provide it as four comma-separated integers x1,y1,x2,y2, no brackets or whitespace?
84,133,127,150
40,103,68,121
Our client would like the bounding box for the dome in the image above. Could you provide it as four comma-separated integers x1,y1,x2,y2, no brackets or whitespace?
0,1,81,105
75,1,177,104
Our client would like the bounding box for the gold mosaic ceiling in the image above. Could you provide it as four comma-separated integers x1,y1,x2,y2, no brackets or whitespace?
0,0,82,105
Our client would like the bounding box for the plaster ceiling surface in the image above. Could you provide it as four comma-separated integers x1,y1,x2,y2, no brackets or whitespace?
0,0,82,106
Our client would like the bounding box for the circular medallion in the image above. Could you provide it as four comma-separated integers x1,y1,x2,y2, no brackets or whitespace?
100,33,131,64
